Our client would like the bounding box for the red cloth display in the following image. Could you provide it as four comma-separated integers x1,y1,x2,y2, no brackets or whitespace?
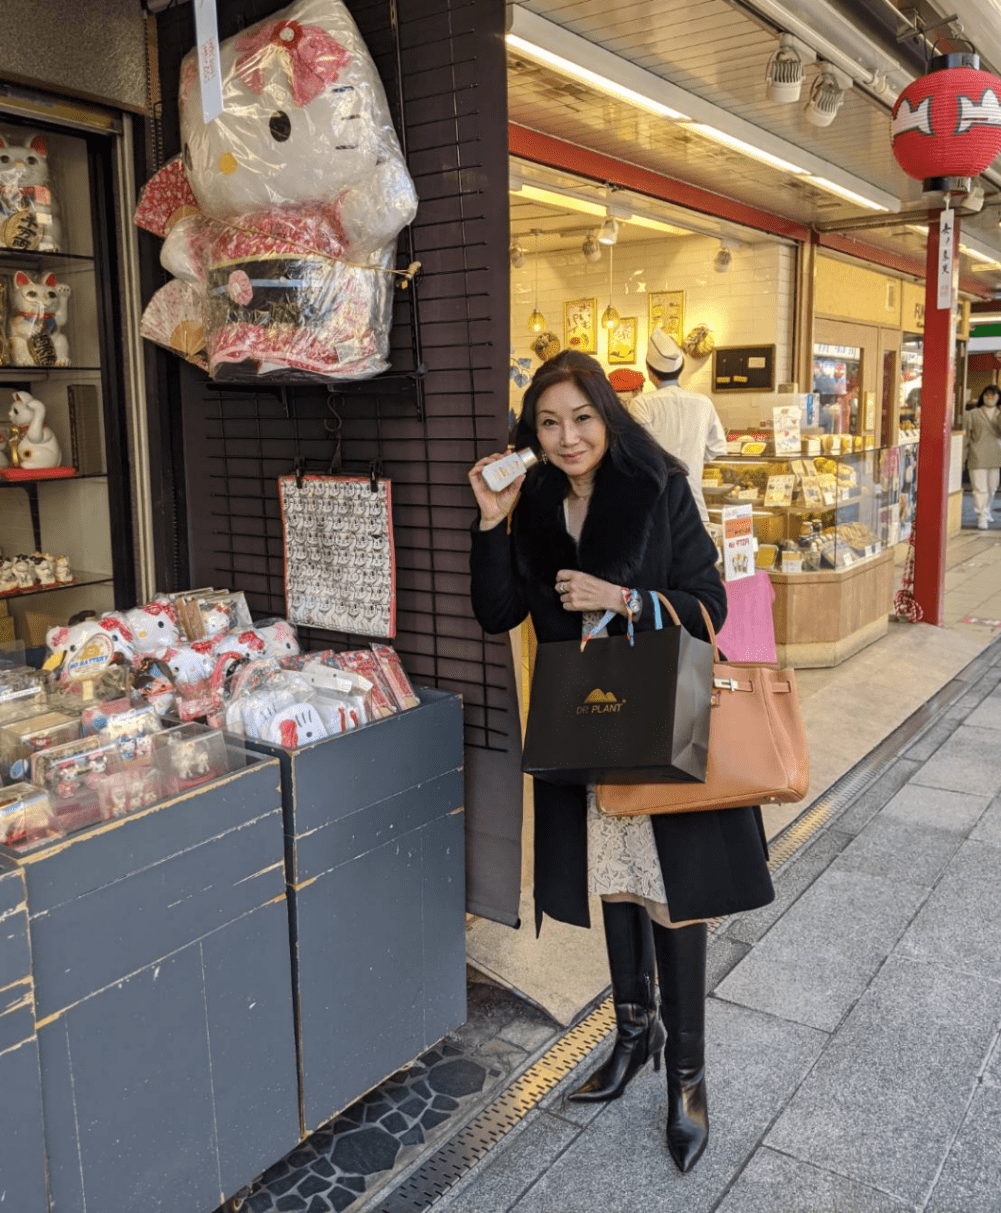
0,467,76,481
717,570,777,664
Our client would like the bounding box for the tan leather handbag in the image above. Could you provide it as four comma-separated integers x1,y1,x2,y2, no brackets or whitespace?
595,593,809,817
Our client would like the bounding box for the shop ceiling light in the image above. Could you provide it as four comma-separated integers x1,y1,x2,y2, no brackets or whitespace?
765,34,810,104
601,243,619,328
686,123,809,177
582,232,602,262
597,217,620,246
714,245,733,273
511,181,607,217
506,32,690,121
623,214,690,235
961,242,1001,266
510,240,527,268
804,65,851,128
806,176,889,211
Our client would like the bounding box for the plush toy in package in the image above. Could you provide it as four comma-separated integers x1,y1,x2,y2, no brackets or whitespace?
134,0,418,382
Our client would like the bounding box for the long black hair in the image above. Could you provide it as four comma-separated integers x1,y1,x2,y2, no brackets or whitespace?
970,384,1001,410
513,350,684,492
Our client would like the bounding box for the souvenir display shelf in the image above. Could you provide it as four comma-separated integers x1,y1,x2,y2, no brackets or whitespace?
705,445,914,667
0,112,134,638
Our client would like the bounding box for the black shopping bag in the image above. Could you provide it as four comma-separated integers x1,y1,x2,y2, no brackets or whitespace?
521,624,713,787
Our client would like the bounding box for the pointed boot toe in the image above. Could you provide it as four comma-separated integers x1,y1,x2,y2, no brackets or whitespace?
665,1070,708,1173
568,1003,665,1103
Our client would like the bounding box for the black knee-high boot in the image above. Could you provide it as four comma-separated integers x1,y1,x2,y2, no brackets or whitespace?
652,921,709,1173
568,901,666,1103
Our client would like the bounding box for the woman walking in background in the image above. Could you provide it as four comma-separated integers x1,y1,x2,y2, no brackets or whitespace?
467,351,773,1173
966,385,1001,529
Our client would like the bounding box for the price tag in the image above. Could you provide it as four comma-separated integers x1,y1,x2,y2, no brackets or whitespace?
194,0,225,124
842,551,854,567
864,544,875,558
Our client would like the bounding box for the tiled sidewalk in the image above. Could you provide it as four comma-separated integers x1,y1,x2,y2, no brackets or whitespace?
425,641,1001,1213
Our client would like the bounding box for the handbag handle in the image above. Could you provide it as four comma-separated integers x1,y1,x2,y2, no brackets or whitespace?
651,591,720,662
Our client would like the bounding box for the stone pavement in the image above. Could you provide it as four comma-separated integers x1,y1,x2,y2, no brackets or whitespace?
422,638,1001,1213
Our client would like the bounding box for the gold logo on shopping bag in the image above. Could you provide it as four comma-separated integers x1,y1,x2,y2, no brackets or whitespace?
578,689,626,715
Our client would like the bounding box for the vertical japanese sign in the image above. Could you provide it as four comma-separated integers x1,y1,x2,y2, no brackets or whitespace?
194,0,224,124
937,208,955,311
721,503,755,581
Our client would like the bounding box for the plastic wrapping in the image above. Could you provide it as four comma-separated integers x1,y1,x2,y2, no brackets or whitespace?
134,0,419,382
0,782,58,851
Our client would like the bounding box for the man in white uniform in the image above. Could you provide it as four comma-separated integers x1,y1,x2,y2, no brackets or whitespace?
630,329,727,524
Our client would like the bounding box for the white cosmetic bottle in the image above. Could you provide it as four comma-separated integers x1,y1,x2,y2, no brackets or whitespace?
482,448,538,493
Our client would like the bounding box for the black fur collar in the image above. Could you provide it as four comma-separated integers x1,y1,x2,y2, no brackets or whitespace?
513,456,665,588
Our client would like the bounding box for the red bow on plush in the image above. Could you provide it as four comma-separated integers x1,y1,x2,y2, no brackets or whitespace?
235,18,350,107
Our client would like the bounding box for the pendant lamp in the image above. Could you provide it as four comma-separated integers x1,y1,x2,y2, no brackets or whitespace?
600,243,620,330
527,229,547,333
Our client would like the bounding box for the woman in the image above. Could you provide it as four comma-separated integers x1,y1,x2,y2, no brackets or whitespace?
468,352,774,1174
966,385,1001,529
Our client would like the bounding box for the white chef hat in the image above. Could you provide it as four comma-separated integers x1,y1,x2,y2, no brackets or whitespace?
647,328,684,374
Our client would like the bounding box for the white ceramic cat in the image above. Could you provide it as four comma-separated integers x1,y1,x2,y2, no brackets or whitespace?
8,391,61,468
8,272,71,367
0,132,60,252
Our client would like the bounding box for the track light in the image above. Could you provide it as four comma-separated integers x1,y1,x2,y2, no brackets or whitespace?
804,65,849,128
714,244,732,274
510,240,526,268
597,216,619,246
583,232,602,262
765,34,806,103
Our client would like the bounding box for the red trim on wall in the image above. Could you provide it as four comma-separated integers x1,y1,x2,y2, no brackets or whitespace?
819,232,986,297
509,123,810,241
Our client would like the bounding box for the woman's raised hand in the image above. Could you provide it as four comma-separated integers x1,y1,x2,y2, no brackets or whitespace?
468,454,524,531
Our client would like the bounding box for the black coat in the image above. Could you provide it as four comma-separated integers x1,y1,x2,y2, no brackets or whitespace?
470,453,774,932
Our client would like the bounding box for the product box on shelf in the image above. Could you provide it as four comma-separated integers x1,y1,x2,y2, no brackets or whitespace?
0,782,58,851
243,686,466,1134
0,709,80,784
30,735,123,833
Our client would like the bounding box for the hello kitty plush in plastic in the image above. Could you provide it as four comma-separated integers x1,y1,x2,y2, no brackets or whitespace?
258,619,300,659
134,0,418,382
125,602,180,658
45,617,133,677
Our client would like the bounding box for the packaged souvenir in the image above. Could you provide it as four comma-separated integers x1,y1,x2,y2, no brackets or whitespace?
295,662,373,725
333,650,398,718
173,589,253,640
96,766,163,820
100,702,162,763
32,736,123,834
130,655,177,717
370,643,420,711
1,710,80,784
0,782,59,852
0,667,47,723
155,724,231,796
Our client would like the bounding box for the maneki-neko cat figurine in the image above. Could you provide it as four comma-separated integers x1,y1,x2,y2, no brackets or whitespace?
8,272,71,367
134,0,418,382
0,131,61,252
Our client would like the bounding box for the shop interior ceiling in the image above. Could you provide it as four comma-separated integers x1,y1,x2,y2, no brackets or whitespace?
506,0,1001,291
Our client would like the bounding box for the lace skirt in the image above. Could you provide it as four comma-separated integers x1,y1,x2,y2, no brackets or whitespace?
581,611,672,918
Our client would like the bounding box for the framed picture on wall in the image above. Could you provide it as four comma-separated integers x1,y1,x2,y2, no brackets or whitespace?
607,317,637,364
564,298,597,354
649,291,684,342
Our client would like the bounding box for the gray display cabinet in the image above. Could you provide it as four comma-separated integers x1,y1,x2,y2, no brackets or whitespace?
0,857,47,1211
3,752,299,1213
246,687,467,1133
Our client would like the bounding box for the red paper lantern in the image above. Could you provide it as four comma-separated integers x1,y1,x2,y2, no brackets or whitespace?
892,55,1001,184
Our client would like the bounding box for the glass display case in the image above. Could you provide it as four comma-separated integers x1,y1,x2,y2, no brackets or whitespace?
0,111,134,644
704,448,889,574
